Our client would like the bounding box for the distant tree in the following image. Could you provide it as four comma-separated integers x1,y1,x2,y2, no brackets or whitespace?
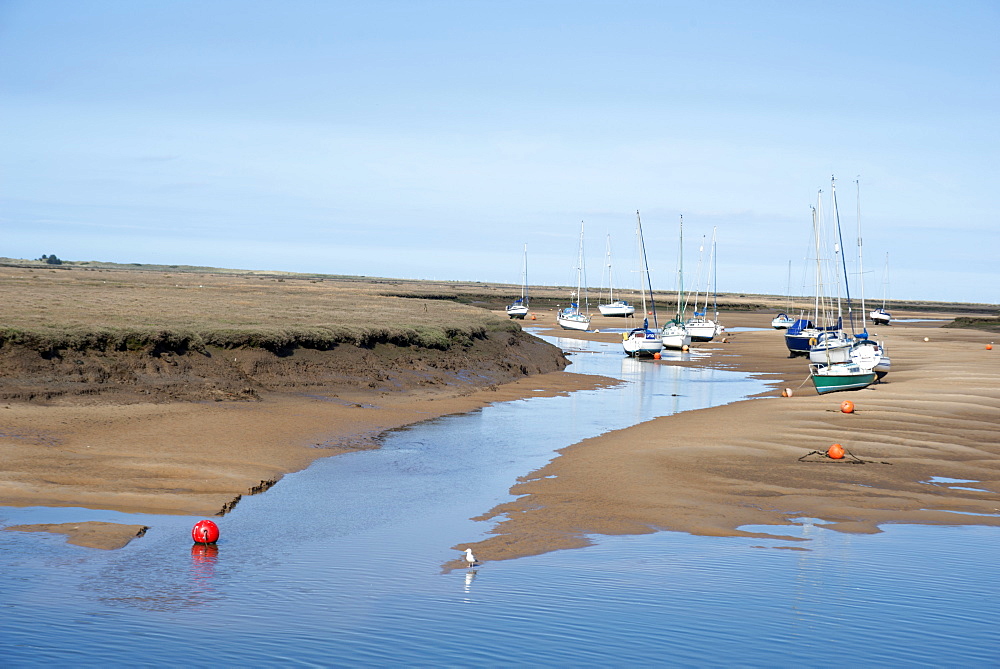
41,254,62,265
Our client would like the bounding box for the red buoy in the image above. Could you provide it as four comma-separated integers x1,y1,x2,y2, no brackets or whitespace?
827,443,845,460
653,352,661,360
192,519,220,544
840,400,855,413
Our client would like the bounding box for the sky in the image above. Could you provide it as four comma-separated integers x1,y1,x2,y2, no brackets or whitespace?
1,0,997,304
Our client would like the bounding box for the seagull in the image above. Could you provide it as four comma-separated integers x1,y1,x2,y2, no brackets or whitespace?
463,547,478,568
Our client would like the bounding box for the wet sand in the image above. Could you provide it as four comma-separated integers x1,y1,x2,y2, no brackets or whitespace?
447,310,1000,567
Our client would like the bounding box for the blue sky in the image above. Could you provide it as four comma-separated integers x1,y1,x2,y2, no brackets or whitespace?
1,1,997,304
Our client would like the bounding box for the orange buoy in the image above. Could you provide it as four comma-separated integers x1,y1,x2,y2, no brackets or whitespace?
827,443,845,459
781,388,793,398
192,519,220,545
648,311,653,315
840,400,855,413
987,343,993,350
653,352,661,360
530,314,536,321
681,344,689,352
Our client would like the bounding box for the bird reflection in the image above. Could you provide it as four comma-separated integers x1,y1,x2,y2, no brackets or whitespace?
464,569,478,594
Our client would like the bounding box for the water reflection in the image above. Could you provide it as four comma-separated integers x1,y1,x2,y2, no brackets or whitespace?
463,569,477,596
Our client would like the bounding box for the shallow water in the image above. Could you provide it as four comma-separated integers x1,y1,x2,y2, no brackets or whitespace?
1,334,997,666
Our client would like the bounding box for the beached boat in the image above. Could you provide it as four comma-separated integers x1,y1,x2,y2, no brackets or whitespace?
685,228,723,342
598,235,636,318
771,261,796,329
660,214,692,350
810,361,877,394
622,211,663,357
557,222,592,332
870,253,892,325
870,307,891,326
771,313,795,329
505,243,530,319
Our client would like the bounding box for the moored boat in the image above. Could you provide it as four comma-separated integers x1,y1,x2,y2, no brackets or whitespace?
685,228,723,342
599,300,635,318
622,211,663,357
598,235,636,318
771,312,795,329
557,222,592,332
505,243,530,319
660,214,691,350
623,325,664,356
870,307,891,326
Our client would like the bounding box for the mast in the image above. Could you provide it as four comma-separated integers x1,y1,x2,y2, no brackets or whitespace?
710,226,718,322
784,259,792,313
812,196,820,324
832,176,855,333
636,210,658,328
881,252,890,310
575,221,588,315
522,243,528,306
856,177,866,331
692,235,706,317
604,234,613,304
676,214,685,320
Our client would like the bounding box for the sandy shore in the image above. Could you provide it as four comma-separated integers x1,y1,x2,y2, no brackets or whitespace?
443,310,1000,568
4,308,998,557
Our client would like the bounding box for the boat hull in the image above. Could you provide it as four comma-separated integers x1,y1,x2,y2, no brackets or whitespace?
599,302,635,317
623,329,664,356
557,314,591,331
686,319,718,342
659,323,691,350
810,363,877,394
870,309,891,326
506,305,529,319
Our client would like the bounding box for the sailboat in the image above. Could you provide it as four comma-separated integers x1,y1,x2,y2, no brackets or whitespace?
505,243,530,319
660,214,692,350
806,180,854,366
870,253,892,325
784,197,843,356
598,235,635,317
622,211,664,357
771,260,796,329
808,177,877,394
557,222,592,332
685,227,722,342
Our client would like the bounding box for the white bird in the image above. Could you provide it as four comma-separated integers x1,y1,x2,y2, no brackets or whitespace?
463,547,478,567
